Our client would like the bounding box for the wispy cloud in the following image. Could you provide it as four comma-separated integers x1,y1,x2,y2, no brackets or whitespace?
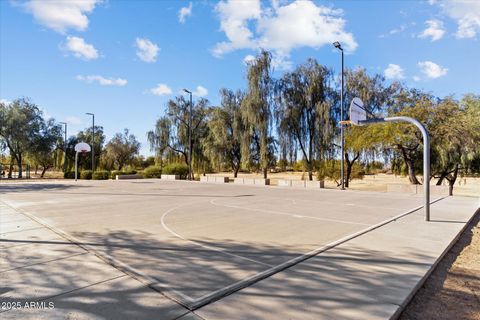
149,83,172,96
419,19,445,41
76,75,127,86
179,2,192,24
384,64,405,80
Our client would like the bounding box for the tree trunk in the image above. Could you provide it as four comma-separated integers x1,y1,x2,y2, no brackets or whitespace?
17,154,22,179
344,152,359,188
398,145,420,184
263,167,267,179
446,164,459,196
40,166,50,178
233,164,239,178
436,170,448,186
405,158,420,184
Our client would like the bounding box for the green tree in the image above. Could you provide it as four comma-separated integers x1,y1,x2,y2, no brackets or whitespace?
342,68,397,187
147,96,209,169
104,129,140,170
276,58,334,180
430,96,480,194
77,126,106,171
0,98,52,178
242,50,276,178
205,89,245,177
28,119,62,177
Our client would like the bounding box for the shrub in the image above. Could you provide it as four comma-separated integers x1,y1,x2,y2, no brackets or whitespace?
162,163,189,179
93,170,109,180
143,166,162,178
64,171,75,179
111,169,138,179
80,170,93,180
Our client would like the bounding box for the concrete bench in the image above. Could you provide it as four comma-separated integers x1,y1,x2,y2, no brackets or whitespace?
233,178,270,185
278,179,325,189
200,176,229,183
161,174,180,180
115,174,144,180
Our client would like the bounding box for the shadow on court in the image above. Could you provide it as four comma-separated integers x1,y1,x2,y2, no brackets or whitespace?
1,228,443,319
0,183,87,193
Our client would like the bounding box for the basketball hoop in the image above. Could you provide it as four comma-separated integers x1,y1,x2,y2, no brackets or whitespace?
74,142,91,181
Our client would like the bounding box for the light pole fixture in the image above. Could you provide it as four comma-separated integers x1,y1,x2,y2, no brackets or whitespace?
333,41,345,190
85,113,95,171
183,89,193,181
59,122,67,173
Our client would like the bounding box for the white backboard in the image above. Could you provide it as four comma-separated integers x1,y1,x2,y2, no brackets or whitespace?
74,142,91,153
349,97,366,125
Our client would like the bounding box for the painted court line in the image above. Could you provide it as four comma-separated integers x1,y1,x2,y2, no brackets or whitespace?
188,196,446,310
0,200,196,309
160,202,273,267
210,198,371,226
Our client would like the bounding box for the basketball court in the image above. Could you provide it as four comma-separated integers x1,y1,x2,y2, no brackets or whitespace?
1,179,478,319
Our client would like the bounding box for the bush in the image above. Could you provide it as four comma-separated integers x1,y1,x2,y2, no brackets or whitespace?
80,170,93,180
64,171,76,179
93,170,109,180
162,163,189,179
111,169,137,179
143,166,162,178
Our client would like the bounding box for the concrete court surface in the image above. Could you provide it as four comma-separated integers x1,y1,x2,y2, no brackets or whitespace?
0,179,478,319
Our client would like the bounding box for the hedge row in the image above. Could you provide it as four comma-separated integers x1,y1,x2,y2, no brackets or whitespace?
63,164,188,180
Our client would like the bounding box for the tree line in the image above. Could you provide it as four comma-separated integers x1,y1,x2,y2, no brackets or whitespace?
147,50,480,194
1,50,479,194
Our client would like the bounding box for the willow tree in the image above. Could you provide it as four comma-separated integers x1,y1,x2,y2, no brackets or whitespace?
147,96,209,168
242,50,276,178
276,58,334,180
430,96,479,195
204,89,245,177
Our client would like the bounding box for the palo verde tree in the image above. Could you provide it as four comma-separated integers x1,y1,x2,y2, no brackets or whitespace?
204,89,245,177
104,129,140,170
147,96,209,168
242,50,276,178
276,58,334,180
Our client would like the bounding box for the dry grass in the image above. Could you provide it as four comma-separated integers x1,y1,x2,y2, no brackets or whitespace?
400,210,480,320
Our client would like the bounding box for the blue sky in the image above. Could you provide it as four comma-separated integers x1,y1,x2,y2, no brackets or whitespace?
1,0,479,156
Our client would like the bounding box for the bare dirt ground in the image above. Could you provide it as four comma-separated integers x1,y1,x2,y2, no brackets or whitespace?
399,209,480,320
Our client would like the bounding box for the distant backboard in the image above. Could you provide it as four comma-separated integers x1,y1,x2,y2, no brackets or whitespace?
74,142,91,153
349,97,366,125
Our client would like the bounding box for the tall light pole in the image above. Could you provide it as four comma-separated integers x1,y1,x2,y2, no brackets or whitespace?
59,122,67,173
333,41,345,190
183,89,193,180
86,113,95,171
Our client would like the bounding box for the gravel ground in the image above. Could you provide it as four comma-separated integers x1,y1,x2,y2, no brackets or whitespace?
400,209,480,320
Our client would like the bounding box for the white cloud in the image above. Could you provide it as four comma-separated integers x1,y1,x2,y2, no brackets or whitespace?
384,64,405,80
135,38,160,63
66,116,83,125
76,75,127,86
413,76,421,82
213,0,357,69
63,36,99,60
243,54,256,65
419,19,445,41
432,0,480,38
193,85,208,97
23,0,101,34
417,61,448,79
149,84,172,96
179,2,193,24
0,99,12,105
